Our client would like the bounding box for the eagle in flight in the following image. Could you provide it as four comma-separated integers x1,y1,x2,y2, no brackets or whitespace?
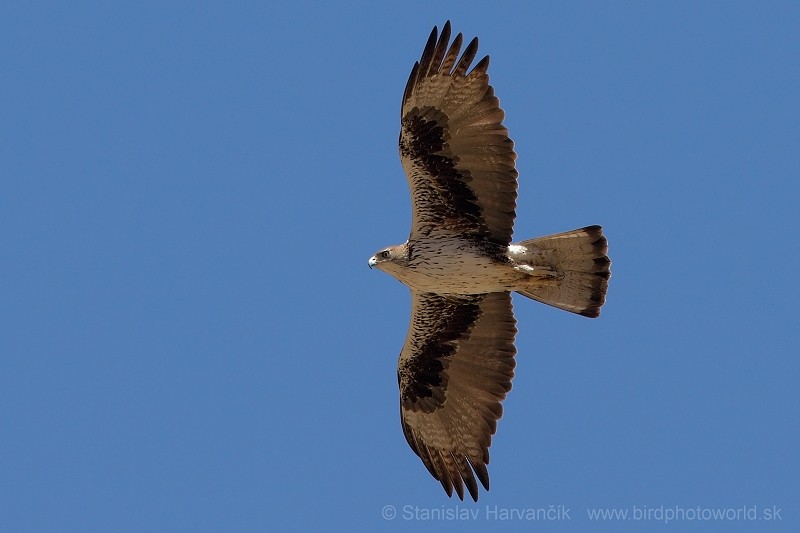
368,22,611,501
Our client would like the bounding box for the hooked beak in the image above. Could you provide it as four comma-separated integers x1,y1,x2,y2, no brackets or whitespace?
368,256,377,269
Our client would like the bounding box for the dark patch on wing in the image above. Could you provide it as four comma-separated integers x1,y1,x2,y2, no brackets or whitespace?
398,294,483,413
399,21,518,246
399,109,490,240
397,291,517,501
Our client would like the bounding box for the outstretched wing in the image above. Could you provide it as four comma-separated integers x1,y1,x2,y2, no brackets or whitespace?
398,291,517,501
399,21,518,246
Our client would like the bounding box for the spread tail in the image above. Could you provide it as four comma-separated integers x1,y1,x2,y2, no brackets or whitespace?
513,225,610,317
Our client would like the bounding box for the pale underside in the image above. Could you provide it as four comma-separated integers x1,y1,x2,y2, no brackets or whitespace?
377,238,555,295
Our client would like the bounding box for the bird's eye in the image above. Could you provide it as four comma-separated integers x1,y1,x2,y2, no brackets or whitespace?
380,250,390,259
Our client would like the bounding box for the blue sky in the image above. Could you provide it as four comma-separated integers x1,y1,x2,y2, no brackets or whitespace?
2,1,798,531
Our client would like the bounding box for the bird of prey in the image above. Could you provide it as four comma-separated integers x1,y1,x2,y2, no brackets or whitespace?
368,21,611,502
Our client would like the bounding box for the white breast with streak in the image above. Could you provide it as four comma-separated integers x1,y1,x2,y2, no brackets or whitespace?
398,238,523,294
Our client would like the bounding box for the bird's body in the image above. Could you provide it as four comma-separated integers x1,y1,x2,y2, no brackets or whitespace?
372,238,562,295
373,239,521,294
369,21,610,501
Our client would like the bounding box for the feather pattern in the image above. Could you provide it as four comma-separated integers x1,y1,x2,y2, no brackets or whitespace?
399,21,518,246
399,291,516,501
369,21,611,502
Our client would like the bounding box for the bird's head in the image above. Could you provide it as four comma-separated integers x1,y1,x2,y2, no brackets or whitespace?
368,243,409,273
